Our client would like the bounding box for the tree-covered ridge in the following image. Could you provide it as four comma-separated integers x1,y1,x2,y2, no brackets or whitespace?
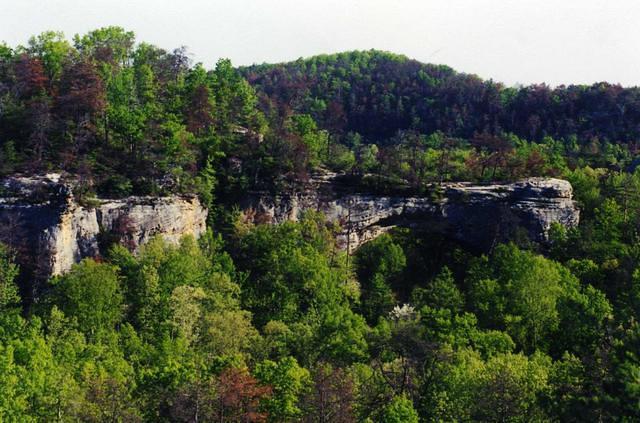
0,27,264,200
3,32,640,202
243,49,640,143
237,49,640,192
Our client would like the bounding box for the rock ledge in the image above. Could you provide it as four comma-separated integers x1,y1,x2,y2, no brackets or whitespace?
0,174,207,279
241,175,579,251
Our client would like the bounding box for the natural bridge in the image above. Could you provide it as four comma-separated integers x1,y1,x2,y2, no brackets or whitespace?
241,173,580,252
0,173,578,284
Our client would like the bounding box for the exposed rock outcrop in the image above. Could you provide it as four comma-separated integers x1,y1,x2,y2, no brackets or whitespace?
0,174,207,281
0,172,579,287
241,174,580,251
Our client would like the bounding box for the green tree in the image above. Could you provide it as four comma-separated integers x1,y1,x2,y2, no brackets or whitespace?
287,114,329,168
314,305,369,365
355,234,406,324
0,244,20,309
0,343,29,420
427,349,551,422
169,285,207,345
611,322,640,419
27,31,73,83
201,309,260,360
411,266,463,313
234,214,349,327
468,244,565,352
543,353,590,421
73,26,135,70
473,352,551,422
53,259,123,338
555,283,612,357
255,356,311,422
382,394,419,423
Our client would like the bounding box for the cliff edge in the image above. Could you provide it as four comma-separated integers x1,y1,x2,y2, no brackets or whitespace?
241,173,580,251
0,174,207,281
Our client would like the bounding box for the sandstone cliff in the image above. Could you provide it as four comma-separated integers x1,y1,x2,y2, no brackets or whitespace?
242,173,580,251
0,174,207,280
1,172,579,284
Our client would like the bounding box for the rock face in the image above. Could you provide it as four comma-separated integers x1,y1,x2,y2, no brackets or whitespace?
0,174,207,281
0,172,579,285
242,174,580,252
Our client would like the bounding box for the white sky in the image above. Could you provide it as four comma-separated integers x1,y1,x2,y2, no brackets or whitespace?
1,0,639,87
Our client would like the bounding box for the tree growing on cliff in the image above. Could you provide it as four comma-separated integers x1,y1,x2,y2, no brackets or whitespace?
0,244,20,310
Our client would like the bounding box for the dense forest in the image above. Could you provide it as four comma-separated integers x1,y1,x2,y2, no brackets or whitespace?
242,51,640,143
1,28,640,421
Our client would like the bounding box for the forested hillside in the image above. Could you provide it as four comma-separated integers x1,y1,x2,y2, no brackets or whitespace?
1,28,640,421
243,50,640,143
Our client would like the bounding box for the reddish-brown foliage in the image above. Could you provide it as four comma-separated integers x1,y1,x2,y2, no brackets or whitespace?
186,84,215,135
15,54,48,98
214,367,272,423
57,60,106,121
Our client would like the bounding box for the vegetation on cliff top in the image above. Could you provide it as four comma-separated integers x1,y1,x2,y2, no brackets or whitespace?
2,29,639,200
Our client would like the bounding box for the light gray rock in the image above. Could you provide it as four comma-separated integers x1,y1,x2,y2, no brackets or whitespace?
0,174,207,281
0,172,578,284
241,175,579,251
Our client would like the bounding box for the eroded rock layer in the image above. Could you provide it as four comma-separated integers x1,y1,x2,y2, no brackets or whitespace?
0,172,579,282
0,174,207,279
242,174,580,251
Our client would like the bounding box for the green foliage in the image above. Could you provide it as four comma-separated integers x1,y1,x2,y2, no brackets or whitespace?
0,244,20,309
543,353,589,421
53,259,123,338
382,394,419,423
355,234,406,323
426,349,552,422
73,26,135,68
315,304,369,364
468,244,566,352
255,356,310,421
201,309,260,359
233,213,348,326
555,282,612,356
614,323,640,418
287,114,329,168
411,266,463,313
27,31,73,82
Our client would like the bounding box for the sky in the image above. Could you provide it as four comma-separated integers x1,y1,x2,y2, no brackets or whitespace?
1,0,639,87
